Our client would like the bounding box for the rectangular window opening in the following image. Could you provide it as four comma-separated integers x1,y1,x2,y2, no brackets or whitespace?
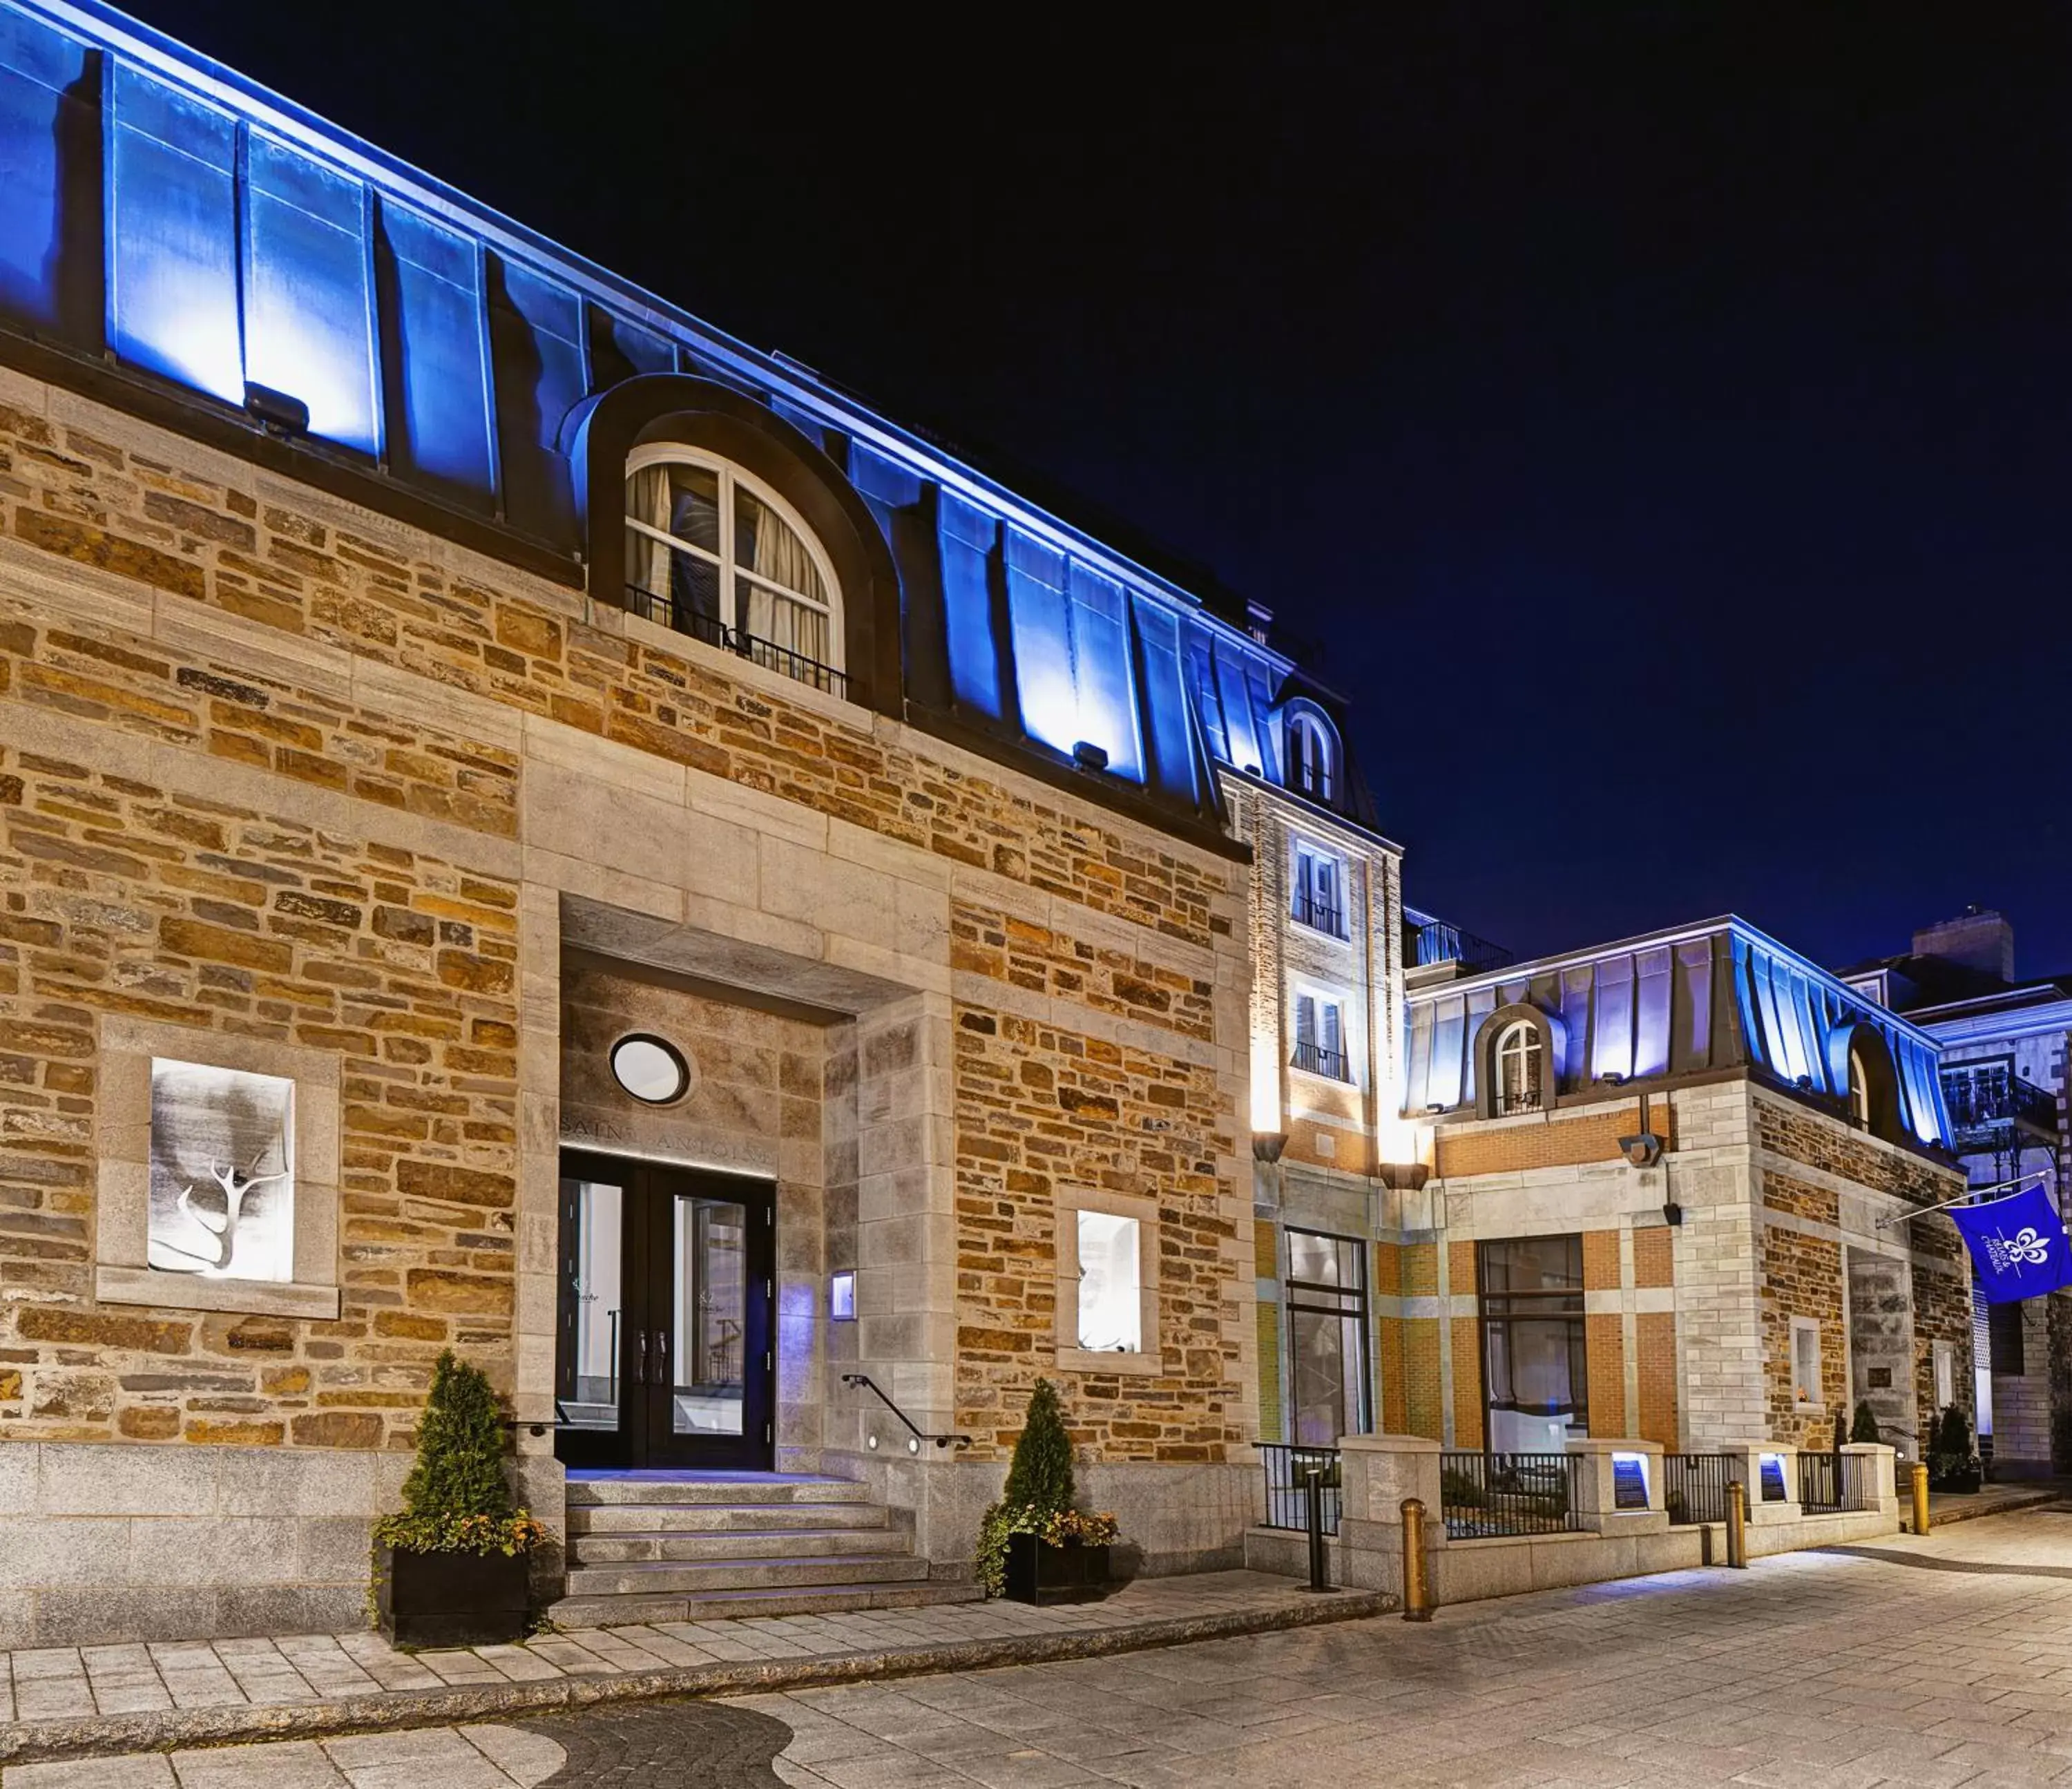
1075,1209,1142,1353
1478,1234,1588,1453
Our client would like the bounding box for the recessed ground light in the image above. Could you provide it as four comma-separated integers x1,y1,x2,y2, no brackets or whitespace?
610,1034,689,1104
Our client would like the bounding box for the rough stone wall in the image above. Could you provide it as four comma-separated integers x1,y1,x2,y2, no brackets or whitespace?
1910,1218,1974,1444
1761,1226,1846,1448
1754,1096,1953,1205
1,740,521,1448
0,370,1252,1480
948,905,1245,1461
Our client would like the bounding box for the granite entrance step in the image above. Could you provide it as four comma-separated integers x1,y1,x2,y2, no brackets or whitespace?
546,1470,983,1627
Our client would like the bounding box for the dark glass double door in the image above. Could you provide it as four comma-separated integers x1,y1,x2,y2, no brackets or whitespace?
555,1150,776,1470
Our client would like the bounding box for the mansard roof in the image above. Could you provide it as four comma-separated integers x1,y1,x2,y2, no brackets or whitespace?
0,0,1386,849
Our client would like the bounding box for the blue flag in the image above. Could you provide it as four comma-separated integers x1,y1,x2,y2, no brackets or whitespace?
1948,1185,2072,1303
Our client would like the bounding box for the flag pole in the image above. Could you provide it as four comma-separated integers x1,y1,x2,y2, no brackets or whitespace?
1874,1168,2051,1230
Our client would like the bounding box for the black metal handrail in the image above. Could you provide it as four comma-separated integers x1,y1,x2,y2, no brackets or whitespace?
1291,890,1346,937
1259,1443,1341,1534
1412,919,1515,974
1663,1453,1734,1525
1292,1041,1351,1082
839,1372,971,1451
1944,1062,2059,1144
1439,1451,1582,1538
625,584,847,698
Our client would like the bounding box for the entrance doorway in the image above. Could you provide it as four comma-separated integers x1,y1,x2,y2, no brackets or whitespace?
555,1149,776,1471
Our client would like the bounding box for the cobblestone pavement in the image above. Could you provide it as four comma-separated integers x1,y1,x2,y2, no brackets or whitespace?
21,1509,2072,1787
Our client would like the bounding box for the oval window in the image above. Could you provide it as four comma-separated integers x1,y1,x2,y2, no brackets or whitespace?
610,1035,689,1104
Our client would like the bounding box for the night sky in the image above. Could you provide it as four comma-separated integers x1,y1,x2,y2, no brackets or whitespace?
130,3,2072,977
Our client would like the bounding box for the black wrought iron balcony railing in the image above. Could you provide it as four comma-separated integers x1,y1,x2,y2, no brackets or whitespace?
1942,1064,2060,1148
625,584,847,699
1290,890,1346,937
1291,1041,1351,1082
1411,919,1514,975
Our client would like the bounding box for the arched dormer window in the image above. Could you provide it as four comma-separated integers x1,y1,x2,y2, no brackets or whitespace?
1285,709,1336,803
624,446,844,689
1847,1049,1872,1129
1493,1020,1544,1116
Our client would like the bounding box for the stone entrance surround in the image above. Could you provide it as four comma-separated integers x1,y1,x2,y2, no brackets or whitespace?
0,371,1265,1643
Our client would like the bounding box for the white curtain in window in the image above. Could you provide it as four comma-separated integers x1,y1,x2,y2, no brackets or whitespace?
742,493,829,666
625,466,675,598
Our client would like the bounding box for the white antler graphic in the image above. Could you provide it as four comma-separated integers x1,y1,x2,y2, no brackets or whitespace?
148,1144,291,1277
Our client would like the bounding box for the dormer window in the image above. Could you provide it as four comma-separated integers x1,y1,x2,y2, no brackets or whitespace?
1847,1049,1871,1129
624,447,844,692
1493,1020,1544,1116
1285,710,1336,803
1291,842,1347,938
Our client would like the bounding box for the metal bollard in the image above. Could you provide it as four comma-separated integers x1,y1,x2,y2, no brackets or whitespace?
1401,1495,1433,1621
1725,1477,1747,1568
1303,1466,1330,1591
1911,1462,1930,1536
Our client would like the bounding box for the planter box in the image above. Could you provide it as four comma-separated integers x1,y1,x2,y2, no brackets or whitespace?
1004,1533,1120,1606
375,1543,530,1647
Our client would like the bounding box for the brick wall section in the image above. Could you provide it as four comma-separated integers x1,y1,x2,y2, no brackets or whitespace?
1635,1311,1678,1446
1633,1226,1673,1290
1400,1319,1443,1440
949,969,1240,1462
1762,1227,1848,1448
1254,1303,1283,1444
1448,1238,1476,1299
1376,1311,1408,1435
1584,1313,1626,1436
1450,1315,1484,1448
1435,1100,1675,1178
1582,1230,1620,1293
0,747,521,1446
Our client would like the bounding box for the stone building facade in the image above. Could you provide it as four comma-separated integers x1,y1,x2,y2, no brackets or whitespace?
1390,918,1973,1461
0,0,1323,1642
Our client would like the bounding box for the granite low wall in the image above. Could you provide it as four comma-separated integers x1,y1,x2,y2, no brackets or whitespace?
0,1442,565,1646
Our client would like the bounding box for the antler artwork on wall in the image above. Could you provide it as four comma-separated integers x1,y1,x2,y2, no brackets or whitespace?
148,1145,291,1276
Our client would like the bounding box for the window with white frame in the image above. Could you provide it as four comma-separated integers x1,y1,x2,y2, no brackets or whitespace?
1791,1317,1823,1409
1285,710,1336,802
1055,1187,1160,1373
1292,988,1350,1082
624,447,843,683
1290,841,1348,937
1933,1339,1955,1411
1847,1049,1871,1128
1492,1019,1544,1115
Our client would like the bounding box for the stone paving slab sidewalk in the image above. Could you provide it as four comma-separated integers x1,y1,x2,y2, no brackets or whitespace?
1925,1479,2067,1527
0,1572,1388,1765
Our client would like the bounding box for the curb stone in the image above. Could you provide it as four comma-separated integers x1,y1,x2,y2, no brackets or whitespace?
0,1589,1392,1764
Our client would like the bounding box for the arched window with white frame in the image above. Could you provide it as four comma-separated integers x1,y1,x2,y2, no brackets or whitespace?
624,447,844,689
1285,709,1336,803
1847,1049,1872,1129
1493,1020,1544,1116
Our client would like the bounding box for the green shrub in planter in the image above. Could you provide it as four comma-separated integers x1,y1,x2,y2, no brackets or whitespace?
1927,1403,1982,1494
372,1351,553,1647
977,1379,1128,1603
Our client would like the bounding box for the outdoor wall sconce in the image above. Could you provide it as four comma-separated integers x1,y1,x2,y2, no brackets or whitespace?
1251,1132,1287,1164
1620,1131,1664,1169
1071,740,1110,772
243,381,309,436
1661,1201,1684,1227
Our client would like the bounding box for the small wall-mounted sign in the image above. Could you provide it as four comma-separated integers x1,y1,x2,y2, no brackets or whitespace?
1868,1366,1892,1389
1760,1452,1788,1502
1611,1451,1650,1511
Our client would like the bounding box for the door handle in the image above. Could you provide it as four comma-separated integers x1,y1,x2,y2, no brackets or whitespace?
635,1330,647,1385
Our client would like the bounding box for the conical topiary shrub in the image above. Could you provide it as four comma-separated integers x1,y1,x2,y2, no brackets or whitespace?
373,1350,550,1647
399,1350,515,1530
1001,1377,1075,1517
1850,1400,1881,1444
976,1378,1120,1600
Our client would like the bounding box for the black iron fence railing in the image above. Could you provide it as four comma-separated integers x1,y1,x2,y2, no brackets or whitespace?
1797,1451,1858,1514
1291,1042,1351,1082
1439,1451,1582,1539
1662,1453,1734,1525
1292,890,1345,937
1260,1443,1341,1535
1412,919,1515,974
1943,1062,2060,1146
625,584,847,698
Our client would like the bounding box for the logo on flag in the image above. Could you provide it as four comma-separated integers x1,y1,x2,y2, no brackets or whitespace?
1948,1184,2072,1304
